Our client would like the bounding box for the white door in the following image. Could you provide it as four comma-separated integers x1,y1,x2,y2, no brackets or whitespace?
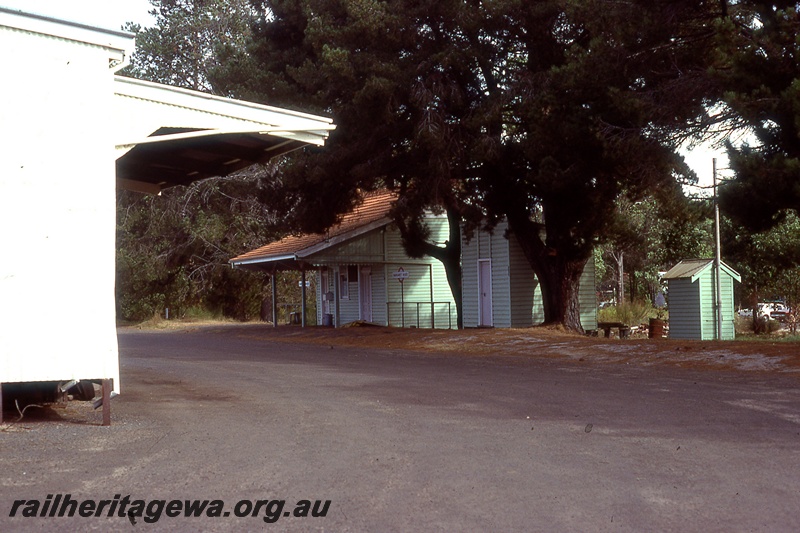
320,268,330,315
478,259,493,326
359,266,373,322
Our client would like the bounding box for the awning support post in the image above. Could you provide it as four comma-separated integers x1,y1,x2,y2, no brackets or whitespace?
301,268,307,328
271,271,278,328
334,265,340,328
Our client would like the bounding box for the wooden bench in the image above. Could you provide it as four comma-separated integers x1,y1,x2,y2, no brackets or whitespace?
597,322,631,339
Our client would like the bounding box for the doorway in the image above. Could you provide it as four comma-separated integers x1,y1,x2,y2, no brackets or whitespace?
359,266,373,322
478,259,493,327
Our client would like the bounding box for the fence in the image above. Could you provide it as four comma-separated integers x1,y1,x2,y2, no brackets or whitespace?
386,301,453,329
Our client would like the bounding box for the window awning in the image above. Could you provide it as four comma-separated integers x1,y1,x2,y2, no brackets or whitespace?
114,76,334,194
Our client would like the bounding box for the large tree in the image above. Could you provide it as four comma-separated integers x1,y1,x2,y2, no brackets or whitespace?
716,1,800,231
122,0,258,94
121,1,727,331
466,1,722,330
243,0,497,328
241,0,720,331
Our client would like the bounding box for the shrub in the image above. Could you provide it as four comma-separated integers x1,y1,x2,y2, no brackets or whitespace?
598,300,655,326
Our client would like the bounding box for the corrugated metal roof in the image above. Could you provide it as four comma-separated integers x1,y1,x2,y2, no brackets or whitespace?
230,190,397,268
662,259,741,282
0,7,135,54
114,76,335,192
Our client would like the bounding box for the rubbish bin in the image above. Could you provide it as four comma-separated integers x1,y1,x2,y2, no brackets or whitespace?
322,313,333,327
649,318,666,338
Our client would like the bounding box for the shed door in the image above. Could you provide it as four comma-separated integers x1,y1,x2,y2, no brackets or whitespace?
478,259,493,327
359,266,373,322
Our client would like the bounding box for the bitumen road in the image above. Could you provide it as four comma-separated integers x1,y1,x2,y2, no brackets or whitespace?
2,325,800,532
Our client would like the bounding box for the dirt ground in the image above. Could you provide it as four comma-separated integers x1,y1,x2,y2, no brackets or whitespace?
135,320,800,375
3,323,800,531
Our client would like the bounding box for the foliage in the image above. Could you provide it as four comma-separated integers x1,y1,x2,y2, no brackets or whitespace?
117,1,310,322
597,300,659,327
122,0,259,94
716,1,800,231
600,192,713,304
117,0,800,335
116,170,293,322
722,211,800,332
237,0,724,332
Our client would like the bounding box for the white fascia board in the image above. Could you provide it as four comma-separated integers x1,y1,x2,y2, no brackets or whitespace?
230,253,298,268
719,262,742,283
113,76,334,146
0,7,134,58
297,218,392,259
116,126,332,148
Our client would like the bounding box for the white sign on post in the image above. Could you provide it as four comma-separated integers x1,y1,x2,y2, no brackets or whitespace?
392,267,409,283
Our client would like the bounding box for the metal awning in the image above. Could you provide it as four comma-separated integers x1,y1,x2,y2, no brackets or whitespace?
114,76,334,193
116,127,316,193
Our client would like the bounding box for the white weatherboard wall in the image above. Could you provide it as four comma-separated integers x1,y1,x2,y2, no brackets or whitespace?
384,221,456,329
309,219,456,329
462,222,597,330
0,11,132,390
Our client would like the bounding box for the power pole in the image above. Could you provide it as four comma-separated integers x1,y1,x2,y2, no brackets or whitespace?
713,158,723,340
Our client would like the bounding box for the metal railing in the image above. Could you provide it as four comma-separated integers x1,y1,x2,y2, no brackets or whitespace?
386,301,453,329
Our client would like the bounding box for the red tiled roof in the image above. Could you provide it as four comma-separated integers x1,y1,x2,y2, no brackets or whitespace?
230,189,397,265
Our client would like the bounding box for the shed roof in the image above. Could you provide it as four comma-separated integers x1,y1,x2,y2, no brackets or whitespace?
662,259,741,283
114,76,335,194
230,190,398,271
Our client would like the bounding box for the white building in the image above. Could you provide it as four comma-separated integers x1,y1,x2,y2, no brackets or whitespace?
0,8,332,421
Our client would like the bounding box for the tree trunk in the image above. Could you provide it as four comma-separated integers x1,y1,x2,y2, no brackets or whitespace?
750,284,765,334
535,255,586,332
505,213,588,333
610,250,625,305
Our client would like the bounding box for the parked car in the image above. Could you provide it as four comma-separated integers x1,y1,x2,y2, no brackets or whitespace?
770,307,792,322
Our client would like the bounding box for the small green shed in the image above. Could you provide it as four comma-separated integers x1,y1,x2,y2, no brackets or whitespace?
662,259,741,340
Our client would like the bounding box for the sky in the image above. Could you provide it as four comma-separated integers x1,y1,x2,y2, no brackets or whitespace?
1,0,730,191
682,143,729,196
0,0,155,31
